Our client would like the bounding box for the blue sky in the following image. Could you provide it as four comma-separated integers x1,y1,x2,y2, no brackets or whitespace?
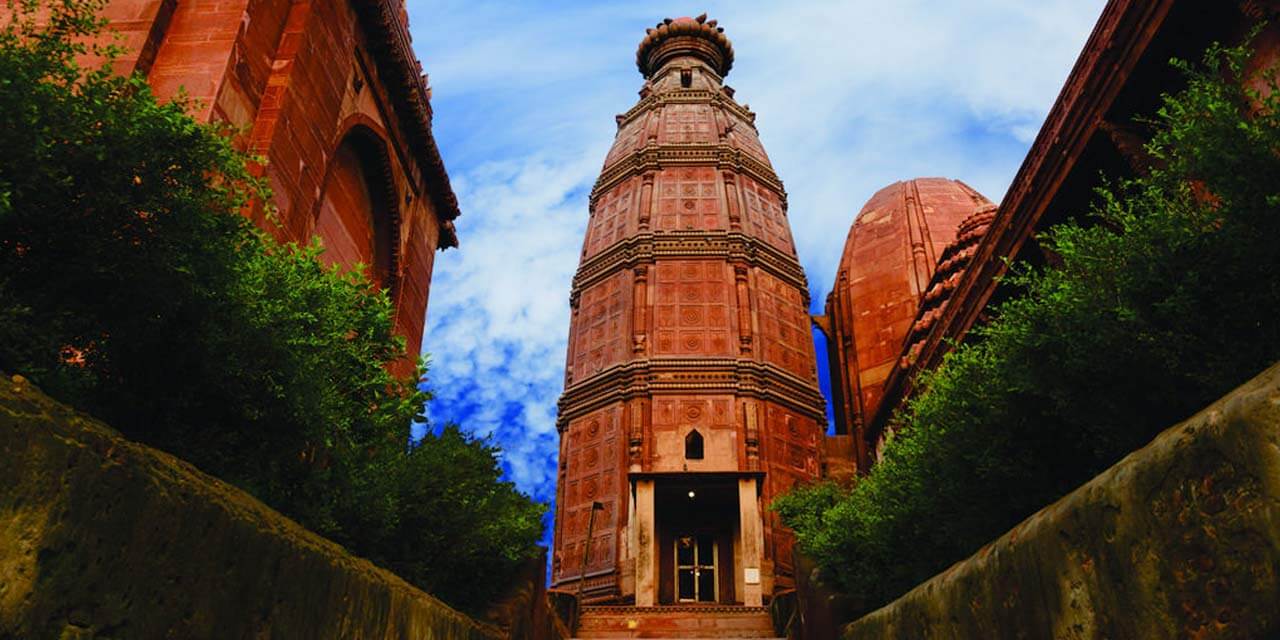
405,1,1108,539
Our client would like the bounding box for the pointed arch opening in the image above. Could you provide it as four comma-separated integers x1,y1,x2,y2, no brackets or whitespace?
315,125,400,294
684,429,705,460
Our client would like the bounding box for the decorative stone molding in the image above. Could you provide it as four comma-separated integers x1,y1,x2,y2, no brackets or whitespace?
590,142,784,205
616,90,758,133
354,2,461,226
570,230,808,296
556,358,827,429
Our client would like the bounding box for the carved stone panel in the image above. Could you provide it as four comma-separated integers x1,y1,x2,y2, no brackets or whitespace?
755,271,814,379
605,115,649,166
554,405,624,584
573,271,630,382
760,402,820,584
652,260,734,357
650,395,736,472
659,103,717,144
655,167,724,231
727,116,770,164
585,177,638,259
740,176,792,254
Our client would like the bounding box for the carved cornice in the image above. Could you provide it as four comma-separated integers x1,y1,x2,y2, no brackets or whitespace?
354,2,462,238
591,143,784,206
580,605,769,615
572,230,807,294
616,89,757,132
556,358,827,429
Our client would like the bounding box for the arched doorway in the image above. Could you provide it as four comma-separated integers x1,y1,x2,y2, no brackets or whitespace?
314,128,398,292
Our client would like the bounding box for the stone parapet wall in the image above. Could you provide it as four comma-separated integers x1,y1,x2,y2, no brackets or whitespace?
843,362,1280,639
0,373,500,640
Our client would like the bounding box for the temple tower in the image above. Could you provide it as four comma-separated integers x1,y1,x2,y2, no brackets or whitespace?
552,15,825,608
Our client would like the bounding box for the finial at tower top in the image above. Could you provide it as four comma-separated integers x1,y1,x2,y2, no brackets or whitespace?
636,13,734,79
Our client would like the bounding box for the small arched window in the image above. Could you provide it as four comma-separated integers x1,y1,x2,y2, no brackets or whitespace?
685,430,704,460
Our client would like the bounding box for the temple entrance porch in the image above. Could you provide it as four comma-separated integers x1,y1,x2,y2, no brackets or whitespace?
629,472,766,608
657,480,736,605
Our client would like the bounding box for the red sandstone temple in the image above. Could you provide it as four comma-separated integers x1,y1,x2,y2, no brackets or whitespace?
551,15,826,610
100,0,459,374
554,5,1280,628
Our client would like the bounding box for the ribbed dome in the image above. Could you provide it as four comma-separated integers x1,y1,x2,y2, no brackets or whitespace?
824,178,994,434
901,203,998,368
636,14,734,78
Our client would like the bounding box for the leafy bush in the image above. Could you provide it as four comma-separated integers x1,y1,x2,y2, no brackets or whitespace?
775,38,1280,612
0,0,543,613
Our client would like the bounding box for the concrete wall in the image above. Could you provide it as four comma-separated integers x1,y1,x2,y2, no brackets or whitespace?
0,373,500,640
843,362,1280,639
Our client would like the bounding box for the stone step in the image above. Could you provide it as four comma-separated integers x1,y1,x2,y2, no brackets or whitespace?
574,605,779,639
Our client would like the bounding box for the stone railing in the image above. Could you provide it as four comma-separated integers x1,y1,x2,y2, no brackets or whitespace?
843,362,1280,638
0,373,501,639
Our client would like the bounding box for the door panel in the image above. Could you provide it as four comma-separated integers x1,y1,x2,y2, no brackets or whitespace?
675,534,718,602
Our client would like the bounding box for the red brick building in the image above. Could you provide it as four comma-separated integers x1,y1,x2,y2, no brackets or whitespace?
100,0,459,372
551,15,826,610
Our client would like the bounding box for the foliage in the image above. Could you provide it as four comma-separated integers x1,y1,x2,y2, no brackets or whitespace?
775,37,1280,612
377,425,548,609
0,0,543,614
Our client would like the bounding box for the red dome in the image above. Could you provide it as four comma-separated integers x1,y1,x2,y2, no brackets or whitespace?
824,178,994,435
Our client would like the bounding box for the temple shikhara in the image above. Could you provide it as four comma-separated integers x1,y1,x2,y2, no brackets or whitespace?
551,15,825,612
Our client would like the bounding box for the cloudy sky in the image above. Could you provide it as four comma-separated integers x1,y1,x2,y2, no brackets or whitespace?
405,0,1108,536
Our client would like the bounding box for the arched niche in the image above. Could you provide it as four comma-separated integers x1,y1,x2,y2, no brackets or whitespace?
314,125,399,293
684,429,705,460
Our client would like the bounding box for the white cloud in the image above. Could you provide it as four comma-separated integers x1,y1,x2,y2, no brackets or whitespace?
407,1,1107,505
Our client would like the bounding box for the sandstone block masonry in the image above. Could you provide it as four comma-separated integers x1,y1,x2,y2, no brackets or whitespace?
843,361,1280,639
0,374,499,640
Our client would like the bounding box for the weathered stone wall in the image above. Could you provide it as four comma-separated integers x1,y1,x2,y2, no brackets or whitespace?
483,549,570,640
0,373,500,640
843,362,1280,639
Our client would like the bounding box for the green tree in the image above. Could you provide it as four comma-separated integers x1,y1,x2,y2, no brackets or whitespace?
0,0,543,614
377,425,547,610
775,36,1280,613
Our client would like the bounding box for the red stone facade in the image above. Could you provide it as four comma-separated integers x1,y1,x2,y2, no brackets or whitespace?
98,0,459,374
552,16,825,607
818,179,992,469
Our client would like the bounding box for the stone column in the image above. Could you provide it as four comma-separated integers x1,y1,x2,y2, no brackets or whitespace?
622,480,638,598
634,479,657,606
738,477,764,607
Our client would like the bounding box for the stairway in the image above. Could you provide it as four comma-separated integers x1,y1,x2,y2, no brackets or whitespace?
572,605,783,639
